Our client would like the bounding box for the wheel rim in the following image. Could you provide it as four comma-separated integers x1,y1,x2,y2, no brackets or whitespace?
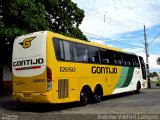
94,89,102,102
81,91,88,105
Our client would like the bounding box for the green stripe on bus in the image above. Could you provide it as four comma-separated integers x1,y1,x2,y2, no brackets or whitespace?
122,67,134,87
115,67,129,88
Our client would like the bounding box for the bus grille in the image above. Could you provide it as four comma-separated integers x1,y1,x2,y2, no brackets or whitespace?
58,79,69,99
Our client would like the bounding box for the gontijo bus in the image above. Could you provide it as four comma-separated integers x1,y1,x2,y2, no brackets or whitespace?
12,31,147,105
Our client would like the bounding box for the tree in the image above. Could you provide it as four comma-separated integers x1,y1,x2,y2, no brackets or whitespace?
44,0,87,40
0,0,87,64
149,72,158,77
153,72,158,77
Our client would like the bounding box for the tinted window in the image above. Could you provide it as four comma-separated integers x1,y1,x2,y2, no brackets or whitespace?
100,49,114,64
88,46,100,63
53,38,140,67
63,41,73,61
73,43,88,62
53,39,63,60
53,39,73,61
121,54,140,67
114,52,122,65
132,56,140,67
123,54,132,66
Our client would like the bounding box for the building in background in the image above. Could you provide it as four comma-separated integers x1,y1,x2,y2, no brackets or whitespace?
0,63,12,94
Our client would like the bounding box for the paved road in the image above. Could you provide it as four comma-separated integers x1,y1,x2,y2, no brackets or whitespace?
0,85,160,120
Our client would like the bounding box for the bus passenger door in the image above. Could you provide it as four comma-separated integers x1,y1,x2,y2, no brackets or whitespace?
139,56,148,88
139,56,146,80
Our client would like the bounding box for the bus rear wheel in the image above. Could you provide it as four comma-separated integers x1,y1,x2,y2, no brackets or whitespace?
93,86,103,103
80,89,89,106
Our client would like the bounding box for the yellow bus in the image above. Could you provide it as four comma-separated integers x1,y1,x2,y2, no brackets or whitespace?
12,31,147,105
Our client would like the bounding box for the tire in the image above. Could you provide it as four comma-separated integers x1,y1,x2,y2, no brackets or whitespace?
93,86,103,103
80,89,89,106
135,82,141,94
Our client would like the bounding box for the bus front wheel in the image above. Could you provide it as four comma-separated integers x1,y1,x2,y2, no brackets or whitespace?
135,82,141,94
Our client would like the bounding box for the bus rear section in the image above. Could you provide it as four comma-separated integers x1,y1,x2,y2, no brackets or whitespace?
12,31,52,103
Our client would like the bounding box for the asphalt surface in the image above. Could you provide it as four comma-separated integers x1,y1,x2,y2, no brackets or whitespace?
0,83,160,120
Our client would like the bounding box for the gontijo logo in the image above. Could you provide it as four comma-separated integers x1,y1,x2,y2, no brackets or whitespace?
19,37,36,48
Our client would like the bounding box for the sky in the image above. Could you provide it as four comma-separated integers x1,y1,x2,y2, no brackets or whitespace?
72,0,160,72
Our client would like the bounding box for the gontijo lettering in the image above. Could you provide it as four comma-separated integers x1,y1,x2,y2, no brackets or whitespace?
92,66,117,74
13,58,44,67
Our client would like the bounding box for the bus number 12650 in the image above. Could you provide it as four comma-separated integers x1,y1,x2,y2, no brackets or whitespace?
60,67,76,72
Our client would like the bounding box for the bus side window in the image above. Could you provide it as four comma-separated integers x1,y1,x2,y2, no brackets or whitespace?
53,38,74,61
131,56,139,67
122,54,126,66
122,54,135,67
53,39,64,60
114,52,122,65
100,49,111,64
134,56,140,67
63,41,73,61
88,46,100,63
73,43,88,62
131,56,135,67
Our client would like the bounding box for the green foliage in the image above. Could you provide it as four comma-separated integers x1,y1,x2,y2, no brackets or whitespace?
149,72,158,78
0,0,87,63
43,0,87,40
